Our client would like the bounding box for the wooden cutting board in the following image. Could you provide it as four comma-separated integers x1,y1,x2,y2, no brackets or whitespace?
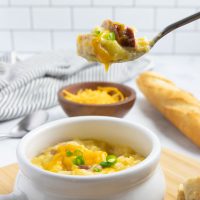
0,149,200,199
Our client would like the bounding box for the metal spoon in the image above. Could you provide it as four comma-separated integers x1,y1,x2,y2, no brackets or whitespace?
131,11,200,61
0,110,48,140
152,11,200,46
78,12,200,64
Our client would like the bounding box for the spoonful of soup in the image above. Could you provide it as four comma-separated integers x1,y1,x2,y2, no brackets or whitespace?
77,12,200,71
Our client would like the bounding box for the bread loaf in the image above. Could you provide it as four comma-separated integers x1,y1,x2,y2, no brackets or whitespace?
177,177,200,200
136,71,200,147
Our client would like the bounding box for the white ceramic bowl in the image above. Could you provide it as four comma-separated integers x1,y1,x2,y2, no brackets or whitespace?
0,116,165,200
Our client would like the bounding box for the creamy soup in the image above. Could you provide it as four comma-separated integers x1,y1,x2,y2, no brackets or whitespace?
32,139,144,176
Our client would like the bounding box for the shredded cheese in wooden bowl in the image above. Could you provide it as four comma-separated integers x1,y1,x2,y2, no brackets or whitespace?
62,86,125,105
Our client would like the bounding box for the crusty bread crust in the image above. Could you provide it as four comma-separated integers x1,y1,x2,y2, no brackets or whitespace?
177,184,185,200
177,177,200,200
136,71,200,147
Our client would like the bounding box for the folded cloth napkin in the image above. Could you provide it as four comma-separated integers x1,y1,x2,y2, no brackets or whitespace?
0,51,152,121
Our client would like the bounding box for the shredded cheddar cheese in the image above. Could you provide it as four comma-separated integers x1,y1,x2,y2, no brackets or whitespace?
62,86,125,104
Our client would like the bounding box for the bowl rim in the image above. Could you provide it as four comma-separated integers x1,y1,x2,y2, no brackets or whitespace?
58,81,136,107
17,116,160,181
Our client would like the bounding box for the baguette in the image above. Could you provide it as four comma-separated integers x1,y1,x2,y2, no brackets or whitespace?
177,177,200,200
136,71,200,147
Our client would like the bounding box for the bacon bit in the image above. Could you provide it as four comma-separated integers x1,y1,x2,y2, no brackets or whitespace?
101,20,136,48
50,149,57,155
79,165,90,170
124,27,136,47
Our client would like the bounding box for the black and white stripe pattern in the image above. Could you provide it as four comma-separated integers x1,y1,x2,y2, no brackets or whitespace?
0,51,152,121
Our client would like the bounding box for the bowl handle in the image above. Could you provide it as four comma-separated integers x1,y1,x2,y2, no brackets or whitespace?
0,194,15,200
0,192,27,200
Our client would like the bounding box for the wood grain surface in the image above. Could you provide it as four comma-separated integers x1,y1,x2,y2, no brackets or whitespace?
0,149,199,199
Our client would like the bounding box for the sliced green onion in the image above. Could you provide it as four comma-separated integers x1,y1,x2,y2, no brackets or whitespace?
66,150,73,157
99,155,117,168
95,30,101,35
73,156,85,166
104,32,116,40
93,27,102,35
100,161,112,168
74,149,83,156
93,167,102,172
106,155,117,164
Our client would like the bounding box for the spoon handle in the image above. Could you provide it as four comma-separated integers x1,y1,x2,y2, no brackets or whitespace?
152,11,200,45
0,134,9,140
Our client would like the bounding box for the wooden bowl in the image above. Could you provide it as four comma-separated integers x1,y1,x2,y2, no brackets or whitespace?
58,82,136,118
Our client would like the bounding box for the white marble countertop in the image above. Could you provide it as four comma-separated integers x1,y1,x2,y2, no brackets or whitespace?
0,55,200,167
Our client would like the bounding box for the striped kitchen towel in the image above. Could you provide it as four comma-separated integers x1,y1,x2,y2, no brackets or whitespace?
0,51,152,121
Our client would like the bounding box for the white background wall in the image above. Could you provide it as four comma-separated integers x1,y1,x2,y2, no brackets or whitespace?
0,0,199,55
